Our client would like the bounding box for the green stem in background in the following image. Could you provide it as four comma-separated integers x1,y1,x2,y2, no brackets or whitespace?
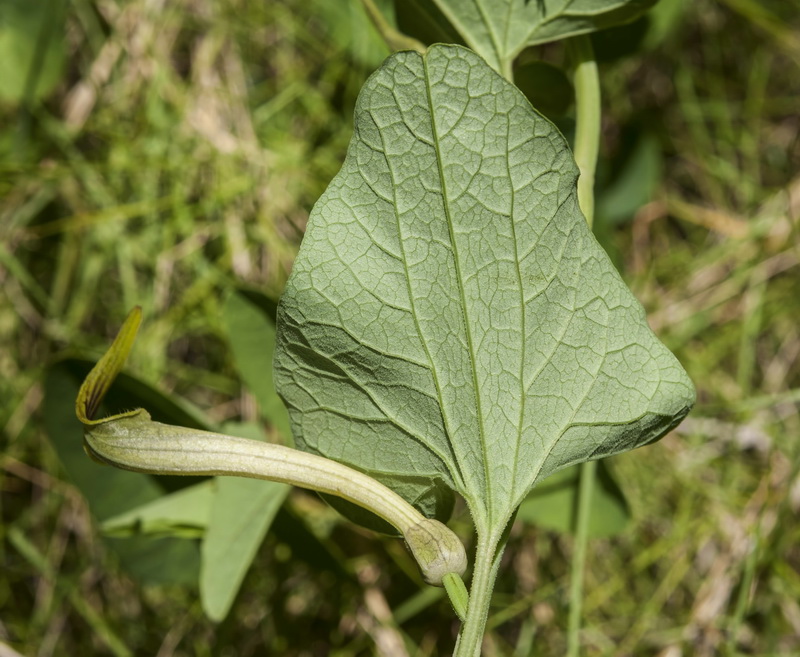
567,36,601,230
77,308,468,593
453,529,507,657
567,459,597,657
359,0,425,54
566,35,602,657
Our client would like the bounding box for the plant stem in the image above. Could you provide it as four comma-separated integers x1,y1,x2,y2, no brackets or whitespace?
567,459,597,657
453,529,506,657
566,35,601,657
567,36,601,229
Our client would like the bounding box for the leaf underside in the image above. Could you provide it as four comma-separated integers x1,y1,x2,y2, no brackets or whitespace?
274,44,694,532
429,0,657,73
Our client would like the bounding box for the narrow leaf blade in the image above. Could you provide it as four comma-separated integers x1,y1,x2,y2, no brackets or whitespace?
222,291,293,442
200,422,290,621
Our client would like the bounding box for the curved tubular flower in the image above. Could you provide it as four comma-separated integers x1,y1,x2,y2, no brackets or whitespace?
76,308,468,594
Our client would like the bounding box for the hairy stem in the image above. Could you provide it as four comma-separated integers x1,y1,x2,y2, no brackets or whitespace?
452,527,508,657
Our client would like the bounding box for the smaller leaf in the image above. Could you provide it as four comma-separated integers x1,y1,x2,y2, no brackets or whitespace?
442,572,469,621
102,481,214,539
516,461,629,538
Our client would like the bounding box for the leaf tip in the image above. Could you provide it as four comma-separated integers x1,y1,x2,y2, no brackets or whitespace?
76,307,143,425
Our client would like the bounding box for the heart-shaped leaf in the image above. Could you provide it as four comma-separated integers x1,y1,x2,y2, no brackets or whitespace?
425,0,656,73
274,44,694,535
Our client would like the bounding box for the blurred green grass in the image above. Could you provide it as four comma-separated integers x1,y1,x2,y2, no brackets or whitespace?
1,0,799,655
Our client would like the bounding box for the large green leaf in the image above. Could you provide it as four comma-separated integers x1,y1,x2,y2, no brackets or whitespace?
426,0,656,73
274,45,694,534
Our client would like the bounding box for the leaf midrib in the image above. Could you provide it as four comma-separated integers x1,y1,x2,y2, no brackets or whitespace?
473,0,505,69
503,109,527,510
366,76,468,494
422,51,492,520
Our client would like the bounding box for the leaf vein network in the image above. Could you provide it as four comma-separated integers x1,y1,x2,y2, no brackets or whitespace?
424,51,491,515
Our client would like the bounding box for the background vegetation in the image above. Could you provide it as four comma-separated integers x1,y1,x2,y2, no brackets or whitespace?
1,0,799,655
